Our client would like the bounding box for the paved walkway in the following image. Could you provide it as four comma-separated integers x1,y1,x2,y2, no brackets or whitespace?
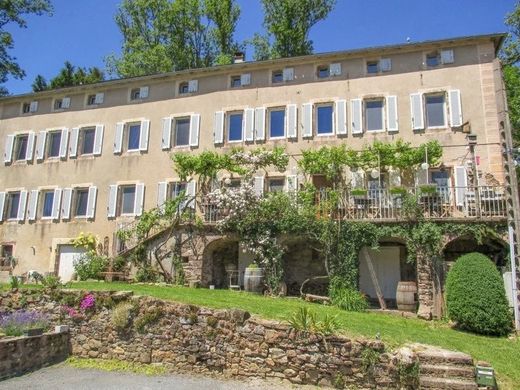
0,365,308,390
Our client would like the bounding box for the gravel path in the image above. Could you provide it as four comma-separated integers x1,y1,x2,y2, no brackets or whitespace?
0,365,312,390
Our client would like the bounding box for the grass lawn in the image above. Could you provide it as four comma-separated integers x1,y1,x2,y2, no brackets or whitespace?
4,281,520,388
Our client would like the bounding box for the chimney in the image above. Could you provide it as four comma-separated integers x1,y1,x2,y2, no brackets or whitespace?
233,52,245,64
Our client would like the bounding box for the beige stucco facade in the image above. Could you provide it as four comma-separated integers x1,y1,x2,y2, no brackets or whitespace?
0,33,509,276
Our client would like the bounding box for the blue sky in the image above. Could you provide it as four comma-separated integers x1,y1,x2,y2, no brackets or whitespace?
4,0,517,95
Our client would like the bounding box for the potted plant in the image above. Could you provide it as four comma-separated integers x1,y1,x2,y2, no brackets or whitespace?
419,184,437,195
389,186,407,196
350,188,368,197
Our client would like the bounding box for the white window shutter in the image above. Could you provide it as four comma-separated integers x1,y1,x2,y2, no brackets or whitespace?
448,90,462,127
61,188,72,220
139,120,150,151
188,80,198,93
0,192,5,221
282,68,294,81
380,58,392,72
454,166,467,207
255,107,266,141
114,122,124,153
29,101,38,112
4,135,14,164
61,97,71,109
69,127,79,158
254,176,264,197
134,183,145,216
244,108,255,141
35,131,47,161
93,124,104,155
386,95,399,132
86,186,97,219
335,100,347,135
330,63,342,76
441,49,454,64
214,111,224,144
240,73,251,86
27,190,39,221
59,128,69,159
94,93,104,104
26,131,36,161
410,93,424,130
139,86,149,99
107,185,118,218
157,181,168,209
161,117,172,149
186,180,196,208
302,103,313,138
286,104,298,139
286,175,298,192
51,188,62,220
351,99,363,134
17,190,28,221
189,114,200,147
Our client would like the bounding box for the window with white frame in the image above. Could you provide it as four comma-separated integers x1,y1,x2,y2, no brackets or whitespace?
268,107,285,138
367,61,379,74
73,188,90,217
118,185,136,216
267,178,285,193
41,190,55,218
170,181,187,199
173,117,190,147
426,51,440,67
230,76,241,88
46,131,62,158
425,93,446,128
365,99,385,131
316,103,334,135
86,93,104,106
78,127,96,155
126,123,141,151
54,97,70,110
22,103,31,114
227,111,243,142
272,70,283,83
14,135,29,161
317,65,330,78
130,86,149,101
5,192,21,220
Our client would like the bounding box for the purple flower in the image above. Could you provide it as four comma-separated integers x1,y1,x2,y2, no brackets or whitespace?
0,310,49,336
80,294,95,311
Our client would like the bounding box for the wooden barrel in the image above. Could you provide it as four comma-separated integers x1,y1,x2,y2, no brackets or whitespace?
244,267,264,293
396,281,418,312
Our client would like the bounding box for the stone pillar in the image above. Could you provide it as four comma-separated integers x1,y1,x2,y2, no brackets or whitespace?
416,250,434,320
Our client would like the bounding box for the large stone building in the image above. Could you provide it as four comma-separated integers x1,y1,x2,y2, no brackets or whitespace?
0,33,514,318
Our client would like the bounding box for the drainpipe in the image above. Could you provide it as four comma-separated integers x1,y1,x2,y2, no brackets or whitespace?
508,225,520,329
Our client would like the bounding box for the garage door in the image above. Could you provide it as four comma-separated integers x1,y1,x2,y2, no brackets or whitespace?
58,245,85,282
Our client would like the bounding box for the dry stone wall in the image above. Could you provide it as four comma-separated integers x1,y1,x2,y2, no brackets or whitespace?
0,289,401,388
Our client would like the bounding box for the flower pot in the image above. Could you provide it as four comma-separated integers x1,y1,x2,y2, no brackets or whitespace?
24,327,44,337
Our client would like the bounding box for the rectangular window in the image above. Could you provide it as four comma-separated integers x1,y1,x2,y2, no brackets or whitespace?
54,99,63,110
127,123,141,151
74,188,89,217
317,65,330,78
14,135,28,161
22,103,31,114
6,192,20,220
365,100,384,131
170,182,187,199
120,186,136,215
47,131,62,158
367,61,379,74
268,178,285,193
130,88,141,100
227,112,243,142
426,51,440,67
230,76,241,88
425,94,446,128
316,104,334,135
80,127,95,155
179,82,189,94
87,94,97,105
228,179,241,189
174,117,190,147
272,70,283,83
1,244,13,259
42,191,54,218
269,108,285,138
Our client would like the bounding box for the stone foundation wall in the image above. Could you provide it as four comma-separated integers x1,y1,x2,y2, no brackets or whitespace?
0,331,70,379
0,289,400,388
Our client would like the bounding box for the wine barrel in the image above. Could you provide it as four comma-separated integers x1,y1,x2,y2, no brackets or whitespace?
396,281,417,312
244,267,264,293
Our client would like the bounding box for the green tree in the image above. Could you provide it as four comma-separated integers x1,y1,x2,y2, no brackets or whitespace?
107,0,240,77
31,61,104,92
258,0,336,59
503,1,520,65
0,0,52,95
504,65,520,144
31,74,48,92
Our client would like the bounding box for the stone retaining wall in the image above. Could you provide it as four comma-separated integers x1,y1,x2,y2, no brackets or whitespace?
0,289,401,388
0,331,70,379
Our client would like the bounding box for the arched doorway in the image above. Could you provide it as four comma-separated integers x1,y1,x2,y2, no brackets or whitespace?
201,238,239,288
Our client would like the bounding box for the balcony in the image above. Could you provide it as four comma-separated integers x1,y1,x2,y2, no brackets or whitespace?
201,185,507,223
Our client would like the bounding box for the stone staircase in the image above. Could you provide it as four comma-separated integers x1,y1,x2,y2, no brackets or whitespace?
417,348,478,389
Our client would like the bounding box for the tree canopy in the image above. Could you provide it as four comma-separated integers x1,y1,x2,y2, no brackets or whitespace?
0,0,52,95
31,61,104,92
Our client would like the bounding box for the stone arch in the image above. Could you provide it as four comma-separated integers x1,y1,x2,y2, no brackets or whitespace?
442,234,508,268
201,236,239,288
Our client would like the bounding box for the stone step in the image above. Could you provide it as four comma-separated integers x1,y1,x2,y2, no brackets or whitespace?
419,376,478,390
417,349,474,366
420,364,475,380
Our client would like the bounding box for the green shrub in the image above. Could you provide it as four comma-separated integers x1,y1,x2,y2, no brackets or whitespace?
9,276,20,289
111,302,135,330
288,307,339,335
134,307,163,333
135,266,159,283
42,275,64,289
73,253,108,281
329,277,368,312
446,252,513,336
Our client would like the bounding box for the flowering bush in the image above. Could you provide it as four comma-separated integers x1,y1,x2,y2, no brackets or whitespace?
80,294,96,311
0,310,49,336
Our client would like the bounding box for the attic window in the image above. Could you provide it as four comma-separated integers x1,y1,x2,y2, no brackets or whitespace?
179,82,189,94
367,61,379,74
426,51,440,67
317,65,330,78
